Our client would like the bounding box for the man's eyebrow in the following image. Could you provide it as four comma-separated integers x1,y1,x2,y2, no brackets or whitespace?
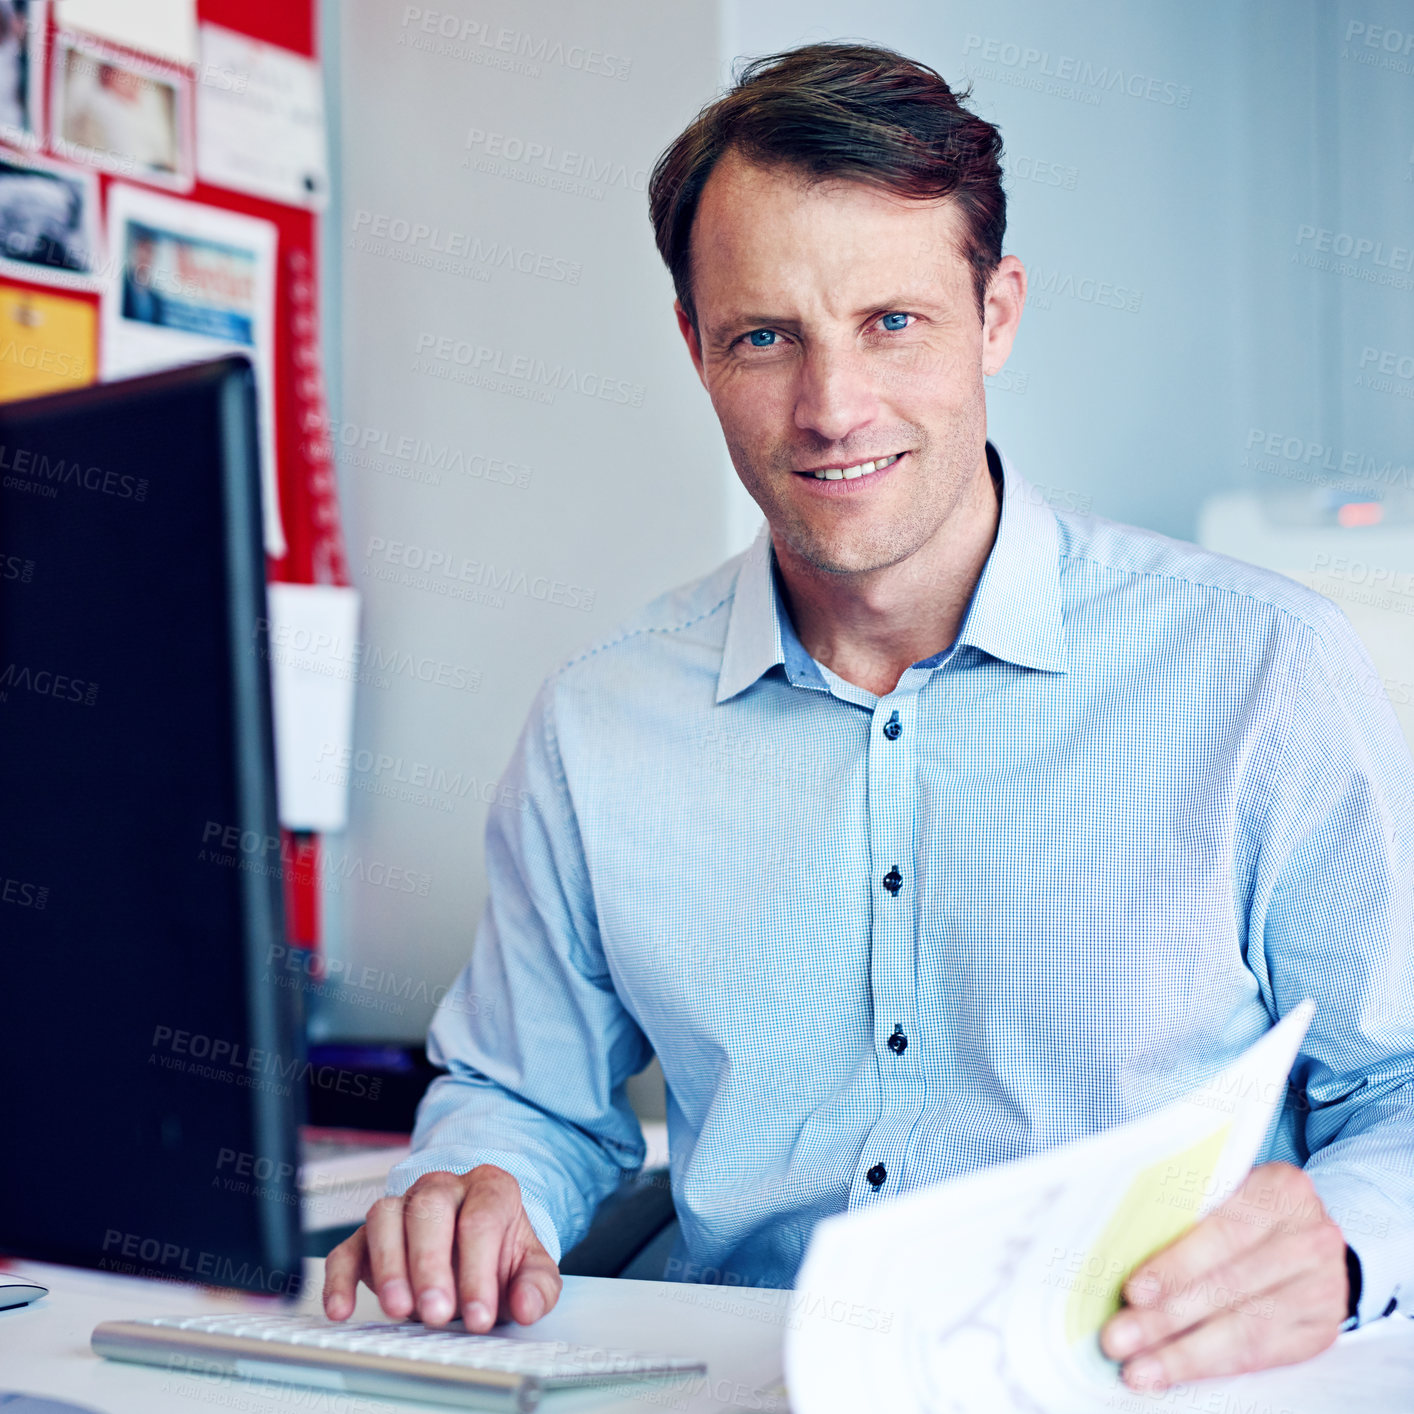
704,294,952,342
703,313,791,340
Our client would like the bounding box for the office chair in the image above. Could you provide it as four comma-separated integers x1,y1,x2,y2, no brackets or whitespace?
559,1167,679,1279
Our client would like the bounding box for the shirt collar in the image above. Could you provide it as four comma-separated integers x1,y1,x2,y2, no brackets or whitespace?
716,522,789,704
954,445,1069,676
715,443,1068,704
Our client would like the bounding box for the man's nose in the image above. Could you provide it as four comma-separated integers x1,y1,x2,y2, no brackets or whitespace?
793,345,880,446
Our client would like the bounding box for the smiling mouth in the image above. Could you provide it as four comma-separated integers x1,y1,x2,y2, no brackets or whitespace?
796,453,903,482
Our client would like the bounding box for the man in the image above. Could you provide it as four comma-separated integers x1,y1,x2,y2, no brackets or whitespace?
324,43,1412,1392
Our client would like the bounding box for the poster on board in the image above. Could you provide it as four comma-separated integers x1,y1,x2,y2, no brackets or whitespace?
0,149,99,287
0,283,94,401
0,0,45,147
50,30,193,190
102,183,284,557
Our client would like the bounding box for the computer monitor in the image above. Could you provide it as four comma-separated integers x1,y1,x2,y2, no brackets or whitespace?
0,357,305,1296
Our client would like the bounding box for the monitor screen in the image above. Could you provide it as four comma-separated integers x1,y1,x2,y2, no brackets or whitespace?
0,357,305,1296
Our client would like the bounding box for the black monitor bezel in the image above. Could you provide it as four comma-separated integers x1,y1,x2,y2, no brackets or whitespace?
0,357,306,1295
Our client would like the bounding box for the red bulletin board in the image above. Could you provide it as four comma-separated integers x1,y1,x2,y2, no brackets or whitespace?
194,0,348,592
0,0,347,946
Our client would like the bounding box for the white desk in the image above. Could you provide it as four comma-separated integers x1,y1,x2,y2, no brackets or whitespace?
0,1258,788,1412
2,1256,1412,1413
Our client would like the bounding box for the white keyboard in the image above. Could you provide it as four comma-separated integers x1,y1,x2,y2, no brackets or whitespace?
92,1312,706,1411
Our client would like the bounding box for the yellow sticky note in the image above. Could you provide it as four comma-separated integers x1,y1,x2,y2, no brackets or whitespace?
1065,1123,1231,1346
0,286,96,402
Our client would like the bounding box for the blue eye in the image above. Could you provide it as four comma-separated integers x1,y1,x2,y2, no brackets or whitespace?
747,329,777,347
880,312,910,331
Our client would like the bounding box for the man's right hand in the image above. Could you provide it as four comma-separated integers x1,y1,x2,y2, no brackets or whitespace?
322,1165,562,1333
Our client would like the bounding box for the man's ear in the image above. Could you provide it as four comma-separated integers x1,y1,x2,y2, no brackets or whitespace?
981,255,1026,379
675,300,708,389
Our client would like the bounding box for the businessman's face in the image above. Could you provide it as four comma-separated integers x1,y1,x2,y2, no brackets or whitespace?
677,151,1023,578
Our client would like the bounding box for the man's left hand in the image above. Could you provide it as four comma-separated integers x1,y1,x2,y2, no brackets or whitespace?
1099,1161,1350,1391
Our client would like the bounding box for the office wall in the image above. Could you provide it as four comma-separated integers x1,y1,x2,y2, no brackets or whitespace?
318,0,727,1041
1229,0,1414,511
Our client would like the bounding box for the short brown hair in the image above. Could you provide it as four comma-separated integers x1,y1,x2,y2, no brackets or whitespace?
649,41,1007,329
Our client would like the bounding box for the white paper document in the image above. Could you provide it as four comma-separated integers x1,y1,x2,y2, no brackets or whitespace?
54,0,198,67
785,1002,1315,1414
265,582,360,833
197,24,328,209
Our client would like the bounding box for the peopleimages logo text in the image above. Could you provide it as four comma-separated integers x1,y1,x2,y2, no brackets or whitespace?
256,614,483,692
401,8,631,79
1295,224,1413,272
0,442,148,499
463,128,648,192
414,333,645,408
366,535,597,612
350,210,581,285
99,1230,298,1294
1243,428,1414,488
962,34,1191,106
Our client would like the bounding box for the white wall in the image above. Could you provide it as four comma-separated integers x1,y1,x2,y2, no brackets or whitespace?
318,0,727,1041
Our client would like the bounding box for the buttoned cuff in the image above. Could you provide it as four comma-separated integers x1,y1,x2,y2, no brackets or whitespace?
1306,1171,1410,1327
385,1149,564,1264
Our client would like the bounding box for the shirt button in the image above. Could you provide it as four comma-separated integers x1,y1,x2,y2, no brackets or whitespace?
888,1026,907,1055
883,710,901,740
866,1163,887,1189
882,866,902,895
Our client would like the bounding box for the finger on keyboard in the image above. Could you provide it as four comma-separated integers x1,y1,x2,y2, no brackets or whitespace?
403,1174,463,1326
322,1225,366,1322
456,1199,512,1330
365,1192,415,1320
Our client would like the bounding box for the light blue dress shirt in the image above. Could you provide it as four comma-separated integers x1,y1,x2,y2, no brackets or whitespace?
389,448,1414,1324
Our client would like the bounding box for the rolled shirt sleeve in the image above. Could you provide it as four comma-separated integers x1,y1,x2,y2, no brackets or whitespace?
385,680,653,1262
1246,598,1414,1324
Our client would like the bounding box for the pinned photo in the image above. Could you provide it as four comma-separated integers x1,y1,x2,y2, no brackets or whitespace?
50,31,192,189
102,184,280,555
0,152,99,287
119,221,256,343
0,0,46,147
